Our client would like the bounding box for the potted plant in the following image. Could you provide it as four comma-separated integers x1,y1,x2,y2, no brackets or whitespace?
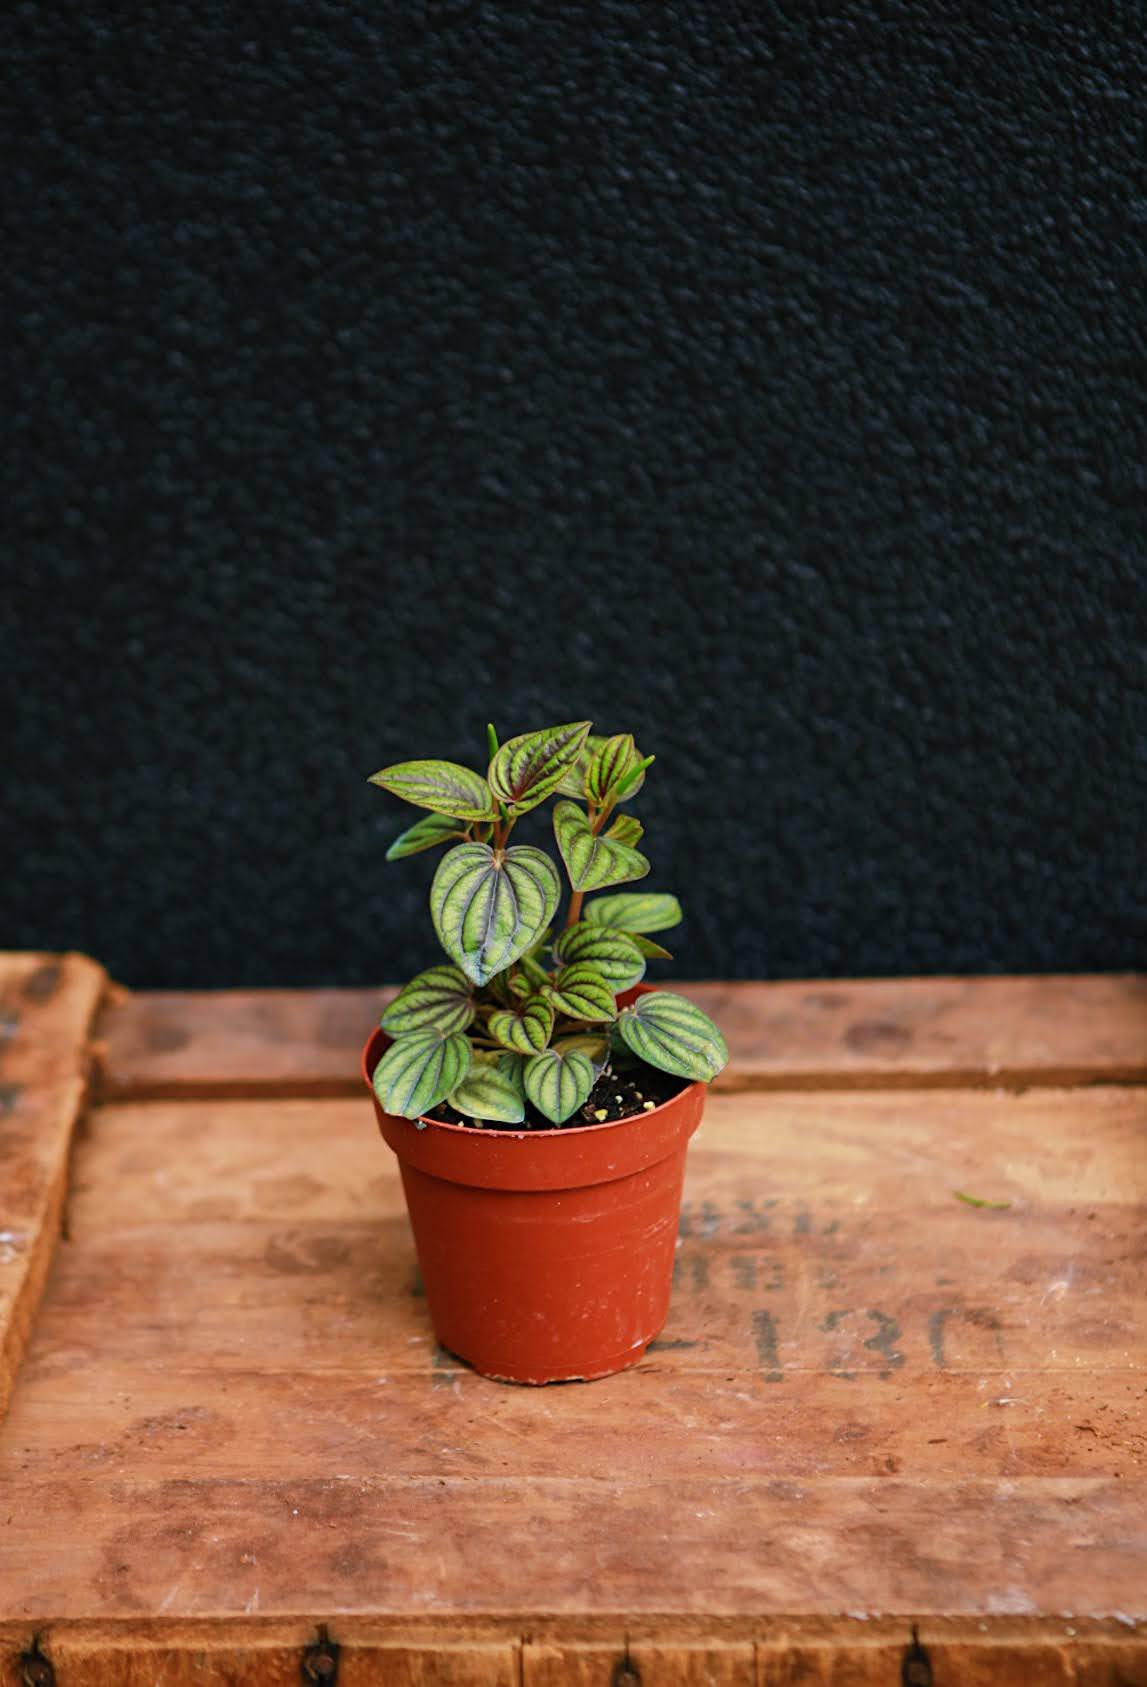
363,721,727,1383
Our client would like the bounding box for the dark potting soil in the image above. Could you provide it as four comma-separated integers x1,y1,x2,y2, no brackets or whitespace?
426,1064,689,1131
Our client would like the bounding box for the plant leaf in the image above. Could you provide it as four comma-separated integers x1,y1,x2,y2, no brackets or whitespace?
487,994,555,1055
552,923,646,990
385,812,467,861
616,991,728,1082
954,1190,1013,1210
431,843,561,987
585,734,651,805
604,813,644,848
546,962,617,1022
487,721,592,814
631,934,673,960
369,760,496,821
381,965,475,1036
611,754,655,802
523,1046,596,1124
553,801,650,893
372,1029,472,1119
584,892,682,933
447,1062,526,1124
555,733,607,798
553,1031,611,1074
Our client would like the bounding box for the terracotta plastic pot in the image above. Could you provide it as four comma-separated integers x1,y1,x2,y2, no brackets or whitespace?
362,986,706,1384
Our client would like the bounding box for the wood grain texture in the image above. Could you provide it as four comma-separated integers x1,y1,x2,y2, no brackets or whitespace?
3,974,1147,1682
94,972,1147,1099
0,952,105,1419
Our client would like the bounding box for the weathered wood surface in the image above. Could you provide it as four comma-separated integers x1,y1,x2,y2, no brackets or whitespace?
2,967,1146,1683
95,972,1147,1098
0,953,105,1418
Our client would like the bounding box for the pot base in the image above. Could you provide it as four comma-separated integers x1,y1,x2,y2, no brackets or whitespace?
442,1334,656,1387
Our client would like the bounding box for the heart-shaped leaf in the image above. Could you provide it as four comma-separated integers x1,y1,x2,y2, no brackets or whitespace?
552,924,646,990
585,892,683,933
447,1062,526,1125
555,733,607,799
487,994,555,1054
488,721,592,814
604,813,644,849
546,962,617,1022
431,843,561,986
373,1029,473,1119
616,991,728,1083
385,812,468,861
553,1031,610,1073
553,801,650,893
585,734,649,804
381,965,475,1036
523,1046,596,1124
369,760,496,821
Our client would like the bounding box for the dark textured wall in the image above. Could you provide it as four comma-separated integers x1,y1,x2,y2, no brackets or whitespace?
4,3,1145,988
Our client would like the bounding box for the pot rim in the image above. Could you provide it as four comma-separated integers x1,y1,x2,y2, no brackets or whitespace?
361,983,707,1142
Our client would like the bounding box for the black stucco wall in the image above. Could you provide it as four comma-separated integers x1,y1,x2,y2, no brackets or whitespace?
5,3,1145,988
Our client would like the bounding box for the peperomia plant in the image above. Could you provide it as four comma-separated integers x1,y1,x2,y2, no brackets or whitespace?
368,722,727,1127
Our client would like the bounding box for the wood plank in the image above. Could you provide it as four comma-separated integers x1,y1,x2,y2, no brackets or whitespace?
94,973,1147,1099
0,952,105,1419
66,1083,1147,1230
5,1367,1141,1483
2,1473,1144,1621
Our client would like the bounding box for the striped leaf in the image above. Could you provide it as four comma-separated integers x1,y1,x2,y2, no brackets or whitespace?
552,923,646,990
488,721,592,814
487,994,555,1055
555,733,607,799
586,733,649,804
546,963,617,1022
385,812,467,861
372,1029,472,1120
523,1046,596,1124
381,965,475,1036
616,991,728,1083
553,801,650,893
431,843,561,986
446,1062,526,1125
585,892,682,934
604,813,644,849
369,760,496,822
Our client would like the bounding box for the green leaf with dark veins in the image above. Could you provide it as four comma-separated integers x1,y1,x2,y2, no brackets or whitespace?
552,924,646,990
584,892,682,933
381,965,475,1036
604,813,644,849
616,991,727,1083
553,801,650,893
373,1029,472,1119
586,734,650,804
385,812,468,861
487,994,555,1054
488,721,592,814
546,962,617,1022
369,760,497,821
555,733,607,799
447,1062,526,1124
431,843,561,986
523,1046,596,1124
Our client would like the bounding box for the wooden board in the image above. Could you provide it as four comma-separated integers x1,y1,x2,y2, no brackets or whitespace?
95,973,1147,1099
0,952,105,1417
2,966,1146,1685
